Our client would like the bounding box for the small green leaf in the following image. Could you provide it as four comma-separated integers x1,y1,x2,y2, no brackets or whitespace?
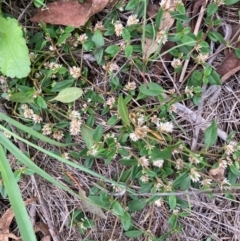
139,82,164,96
118,96,130,126
169,195,177,210
105,45,120,56
128,199,146,211
35,96,47,109
81,124,95,149
204,119,218,149
230,165,240,176
94,48,104,64
125,0,138,10
92,30,105,47
125,230,143,238
10,92,34,103
224,0,240,5
122,28,131,42
0,17,31,78
207,3,218,17
51,79,74,92
234,48,240,59
112,201,125,217
121,211,132,231
125,45,133,58
50,87,83,103
93,125,103,142
156,8,164,29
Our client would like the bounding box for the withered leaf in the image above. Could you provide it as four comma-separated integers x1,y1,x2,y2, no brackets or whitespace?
153,42,176,75
216,25,240,81
79,189,107,219
0,198,36,241
31,0,111,27
146,4,159,18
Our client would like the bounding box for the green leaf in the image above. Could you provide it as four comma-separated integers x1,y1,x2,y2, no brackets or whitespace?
156,8,164,29
169,195,177,210
118,96,130,126
0,146,37,241
207,3,218,17
51,79,74,92
230,165,240,176
139,82,164,96
105,45,120,56
35,96,47,109
204,119,218,149
125,230,143,238
10,92,34,103
0,17,30,78
112,201,125,217
234,48,240,59
34,0,45,8
80,124,95,149
125,0,139,10
128,199,146,211
121,211,132,231
94,48,104,64
224,0,240,5
122,28,131,42
151,148,172,160
125,45,133,58
93,125,103,142
50,87,83,103
92,30,105,47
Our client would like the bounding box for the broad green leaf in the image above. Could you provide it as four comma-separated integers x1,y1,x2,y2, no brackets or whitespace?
121,211,132,231
118,96,130,126
51,79,74,92
128,199,146,211
10,92,34,103
125,45,133,58
206,3,218,17
0,146,37,241
50,87,83,103
93,125,103,142
36,96,47,109
139,82,164,96
112,201,125,217
0,17,30,78
105,45,120,56
204,119,218,149
125,230,143,238
92,30,104,47
168,195,177,210
234,48,240,59
224,0,240,5
80,124,95,149
122,28,131,42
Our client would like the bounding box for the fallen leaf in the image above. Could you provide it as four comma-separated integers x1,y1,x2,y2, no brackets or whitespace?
191,0,208,30
209,166,225,182
34,222,51,236
153,42,175,75
65,171,106,219
31,0,112,27
216,25,240,81
0,198,36,241
79,189,107,219
144,3,176,74
41,236,51,241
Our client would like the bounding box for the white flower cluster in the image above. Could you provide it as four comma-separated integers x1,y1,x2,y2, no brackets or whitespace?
69,110,82,136
21,104,42,124
114,14,139,37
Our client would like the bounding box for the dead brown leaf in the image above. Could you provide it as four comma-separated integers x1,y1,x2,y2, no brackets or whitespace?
144,3,176,74
209,167,225,182
41,236,51,241
34,222,51,236
153,42,175,75
216,24,240,81
191,0,208,29
79,189,107,219
31,0,113,27
0,198,36,241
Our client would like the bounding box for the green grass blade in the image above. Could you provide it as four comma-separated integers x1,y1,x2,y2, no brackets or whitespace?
0,126,135,194
0,145,37,241
0,112,73,147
